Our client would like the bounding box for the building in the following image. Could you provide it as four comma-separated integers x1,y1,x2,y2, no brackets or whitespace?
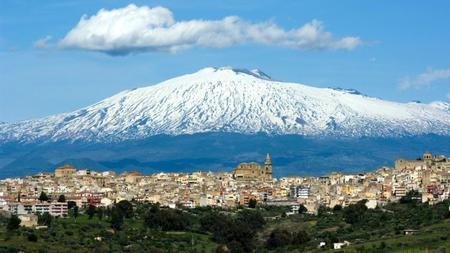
18,214,38,227
289,185,309,199
125,172,142,184
54,164,76,178
395,152,449,171
49,202,68,216
232,153,272,181
334,241,350,249
33,203,50,214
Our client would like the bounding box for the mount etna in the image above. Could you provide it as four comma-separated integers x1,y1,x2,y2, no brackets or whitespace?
1,67,449,178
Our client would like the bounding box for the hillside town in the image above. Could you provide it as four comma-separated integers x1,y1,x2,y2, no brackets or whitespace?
0,152,449,227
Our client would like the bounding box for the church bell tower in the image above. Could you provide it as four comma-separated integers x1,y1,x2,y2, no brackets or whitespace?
264,153,272,180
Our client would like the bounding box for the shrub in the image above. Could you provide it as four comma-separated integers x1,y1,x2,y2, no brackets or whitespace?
27,233,38,242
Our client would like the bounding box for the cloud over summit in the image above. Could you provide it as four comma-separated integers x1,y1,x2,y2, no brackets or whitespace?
56,4,361,55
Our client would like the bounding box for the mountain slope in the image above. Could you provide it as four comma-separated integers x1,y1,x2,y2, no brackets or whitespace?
1,67,450,143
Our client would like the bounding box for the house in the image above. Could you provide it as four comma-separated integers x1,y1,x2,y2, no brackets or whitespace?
18,214,38,227
49,202,68,216
404,229,419,235
317,241,326,249
33,203,50,214
334,241,350,249
100,197,114,207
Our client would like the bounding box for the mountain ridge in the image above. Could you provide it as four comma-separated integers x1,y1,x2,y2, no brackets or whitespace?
1,67,450,143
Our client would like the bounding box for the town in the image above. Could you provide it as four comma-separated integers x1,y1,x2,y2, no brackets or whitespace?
1,152,449,226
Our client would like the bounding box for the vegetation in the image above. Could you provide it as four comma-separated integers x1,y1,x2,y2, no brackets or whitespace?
0,193,449,253
6,215,21,231
57,195,66,203
38,192,49,202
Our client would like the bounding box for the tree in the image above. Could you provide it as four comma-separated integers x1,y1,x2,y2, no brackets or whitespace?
97,207,104,220
38,213,52,226
86,205,96,219
200,212,228,232
27,233,38,242
57,195,66,203
145,206,192,231
38,191,49,202
266,228,292,249
333,204,343,211
292,230,310,245
400,190,421,204
298,204,308,214
110,207,124,230
343,199,368,224
7,215,21,231
73,205,79,218
67,201,77,210
248,199,257,208
116,200,133,218
235,209,265,231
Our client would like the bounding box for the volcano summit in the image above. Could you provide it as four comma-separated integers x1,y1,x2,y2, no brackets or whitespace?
1,67,449,143
0,67,449,178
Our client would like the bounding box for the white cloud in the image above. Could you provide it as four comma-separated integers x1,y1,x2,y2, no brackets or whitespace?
400,68,450,90
57,4,361,55
33,35,53,49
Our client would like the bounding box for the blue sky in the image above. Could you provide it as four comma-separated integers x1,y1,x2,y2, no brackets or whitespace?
1,0,450,122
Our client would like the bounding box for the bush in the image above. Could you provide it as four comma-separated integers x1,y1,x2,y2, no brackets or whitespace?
27,233,38,242
116,200,133,218
144,205,192,231
267,228,292,249
292,230,310,245
7,215,21,231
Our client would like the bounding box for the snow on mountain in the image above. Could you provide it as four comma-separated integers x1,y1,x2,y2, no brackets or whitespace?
429,101,450,112
1,67,450,143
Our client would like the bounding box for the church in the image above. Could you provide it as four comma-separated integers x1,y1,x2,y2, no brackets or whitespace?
232,153,272,181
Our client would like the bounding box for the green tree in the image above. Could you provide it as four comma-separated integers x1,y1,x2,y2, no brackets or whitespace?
200,211,228,232
145,205,192,231
27,233,38,242
116,200,133,218
97,207,104,220
110,207,124,230
248,199,257,208
400,190,421,204
266,228,292,249
235,209,265,231
67,201,77,210
7,215,21,231
38,213,52,226
73,205,79,218
38,191,49,202
292,230,310,245
298,204,308,214
57,194,66,203
86,205,96,219
343,199,368,224
333,204,343,211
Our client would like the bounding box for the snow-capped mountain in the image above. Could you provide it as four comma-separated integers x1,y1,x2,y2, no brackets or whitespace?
1,67,450,143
